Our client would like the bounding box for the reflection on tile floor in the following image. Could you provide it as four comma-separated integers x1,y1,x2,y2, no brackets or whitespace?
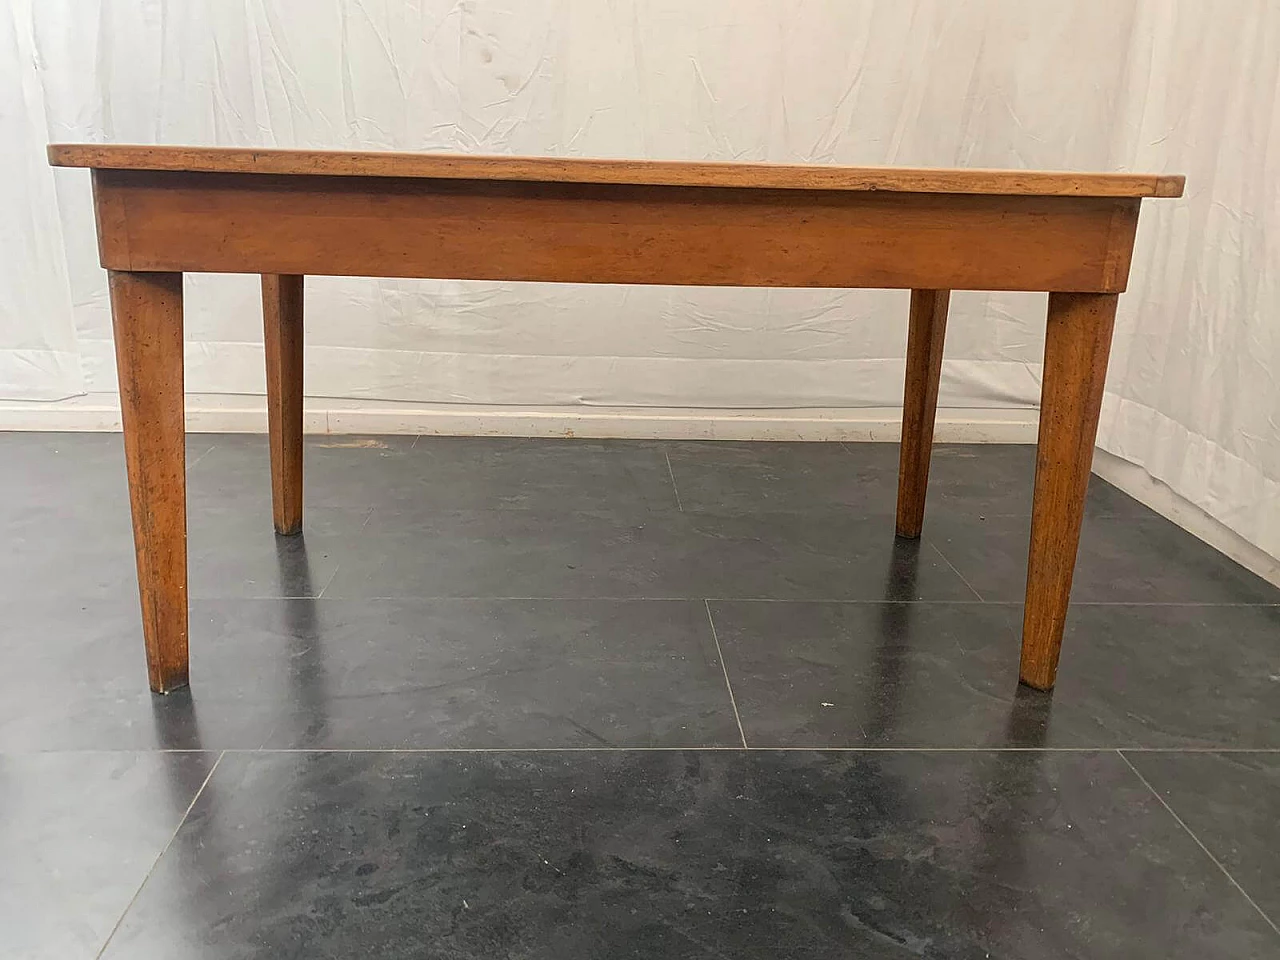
1,432,1277,958
100,751,1277,960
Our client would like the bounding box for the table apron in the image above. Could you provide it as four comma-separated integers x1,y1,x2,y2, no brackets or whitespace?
92,169,1140,293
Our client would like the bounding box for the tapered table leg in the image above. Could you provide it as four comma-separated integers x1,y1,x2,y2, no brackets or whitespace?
108,270,189,694
1021,292,1119,690
896,289,951,538
262,274,305,535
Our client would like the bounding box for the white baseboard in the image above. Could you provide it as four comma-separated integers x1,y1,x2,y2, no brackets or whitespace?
3,393,1275,587
0,394,1042,442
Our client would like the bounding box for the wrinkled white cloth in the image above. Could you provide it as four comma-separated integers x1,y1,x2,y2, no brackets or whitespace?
3,0,1277,557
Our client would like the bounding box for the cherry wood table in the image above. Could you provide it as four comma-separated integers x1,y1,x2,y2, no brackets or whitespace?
48,144,1184,695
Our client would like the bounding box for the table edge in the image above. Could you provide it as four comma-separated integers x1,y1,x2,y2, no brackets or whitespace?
47,144,1186,198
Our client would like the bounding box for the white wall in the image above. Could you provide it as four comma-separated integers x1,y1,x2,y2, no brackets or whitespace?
3,0,1279,562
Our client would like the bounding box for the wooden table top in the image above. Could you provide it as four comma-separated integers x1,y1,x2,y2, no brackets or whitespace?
48,144,1184,199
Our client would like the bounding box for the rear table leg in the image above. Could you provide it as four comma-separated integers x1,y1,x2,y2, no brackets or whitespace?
262,274,305,535
896,288,950,538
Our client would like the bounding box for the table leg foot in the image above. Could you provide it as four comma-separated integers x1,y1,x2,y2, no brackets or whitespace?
896,289,950,538
1021,292,1118,690
109,271,189,694
262,274,305,536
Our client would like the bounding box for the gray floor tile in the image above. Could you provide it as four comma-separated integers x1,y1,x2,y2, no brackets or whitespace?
1049,604,1280,747
662,440,1146,520
99,750,1279,959
1125,751,1280,922
0,597,740,750
186,506,366,599
0,501,366,601
928,512,1280,604
664,440,896,514
0,750,216,960
189,435,679,515
710,601,1280,748
0,431,213,506
323,508,975,601
921,443,1149,519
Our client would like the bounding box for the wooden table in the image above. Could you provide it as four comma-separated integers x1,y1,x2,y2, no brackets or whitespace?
48,144,1184,695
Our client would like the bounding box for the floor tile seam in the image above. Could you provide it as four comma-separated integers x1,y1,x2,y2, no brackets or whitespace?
188,592,336,601
184,441,218,473
926,538,986,601
233,746,756,754
703,600,748,749
662,449,685,512
745,745,1280,753
959,598,1280,608
1111,747,1280,753
332,499,879,519
0,748,218,756
206,746,1249,754
1116,749,1280,937
314,562,341,600
702,597,1280,608
194,594,706,603
9,746,1279,755
152,595,1280,606
1068,601,1280,608
936,510,1147,520
182,595,1000,603
349,505,688,526
92,749,226,960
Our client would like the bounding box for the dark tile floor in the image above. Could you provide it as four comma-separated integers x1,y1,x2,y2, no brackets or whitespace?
1,432,1277,958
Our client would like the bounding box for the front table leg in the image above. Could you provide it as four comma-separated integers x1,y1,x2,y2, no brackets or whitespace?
108,271,189,693
1021,292,1119,690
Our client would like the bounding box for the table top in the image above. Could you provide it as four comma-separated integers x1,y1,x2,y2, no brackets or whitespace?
48,144,1184,198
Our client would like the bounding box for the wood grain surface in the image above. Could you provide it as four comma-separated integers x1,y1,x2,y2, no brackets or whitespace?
51,144,1185,198
896,289,951,538
262,274,305,536
88,170,1142,293
1021,292,1120,691
107,270,189,694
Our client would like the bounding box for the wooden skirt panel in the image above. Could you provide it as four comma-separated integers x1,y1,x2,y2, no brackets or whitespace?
92,170,1139,293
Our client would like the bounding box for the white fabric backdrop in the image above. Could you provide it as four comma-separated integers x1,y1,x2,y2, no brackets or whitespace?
3,0,1278,559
